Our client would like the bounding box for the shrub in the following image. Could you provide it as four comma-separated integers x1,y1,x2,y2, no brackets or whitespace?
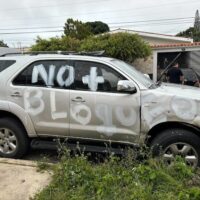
31,36,81,52
80,33,151,62
30,33,151,63
34,152,200,200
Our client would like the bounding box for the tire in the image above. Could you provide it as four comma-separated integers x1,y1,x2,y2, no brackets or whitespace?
150,128,200,167
0,117,29,158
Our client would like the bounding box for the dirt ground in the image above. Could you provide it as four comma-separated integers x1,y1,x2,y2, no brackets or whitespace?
0,150,54,200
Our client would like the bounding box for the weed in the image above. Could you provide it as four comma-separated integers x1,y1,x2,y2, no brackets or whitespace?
34,148,200,200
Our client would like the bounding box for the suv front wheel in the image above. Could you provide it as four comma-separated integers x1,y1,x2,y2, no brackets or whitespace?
0,118,29,158
150,128,200,167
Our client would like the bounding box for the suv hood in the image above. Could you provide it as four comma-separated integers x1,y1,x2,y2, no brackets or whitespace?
158,83,200,100
141,83,200,131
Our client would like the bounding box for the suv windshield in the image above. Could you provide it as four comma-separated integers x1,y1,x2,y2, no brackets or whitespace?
111,59,154,88
0,60,16,73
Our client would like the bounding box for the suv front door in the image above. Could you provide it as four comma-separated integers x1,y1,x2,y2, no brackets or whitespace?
9,59,71,137
69,60,140,144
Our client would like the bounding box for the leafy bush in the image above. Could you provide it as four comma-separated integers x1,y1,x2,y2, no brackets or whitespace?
31,33,151,63
31,36,81,52
34,152,200,200
80,33,151,62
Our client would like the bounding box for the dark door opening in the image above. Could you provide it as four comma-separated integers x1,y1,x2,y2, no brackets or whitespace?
157,51,200,87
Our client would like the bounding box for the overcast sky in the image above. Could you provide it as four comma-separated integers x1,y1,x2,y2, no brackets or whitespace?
0,0,200,48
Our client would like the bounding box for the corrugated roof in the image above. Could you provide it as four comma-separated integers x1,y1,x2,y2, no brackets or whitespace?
151,42,200,49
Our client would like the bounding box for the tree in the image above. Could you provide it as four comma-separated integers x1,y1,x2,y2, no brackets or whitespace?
0,40,8,47
86,21,109,34
80,33,151,62
177,10,200,42
177,27,200,42
64,18,92,40
194,10,200,31
64,19,110,40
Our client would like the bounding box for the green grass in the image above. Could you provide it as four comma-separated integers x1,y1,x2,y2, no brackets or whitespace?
34,151,200,200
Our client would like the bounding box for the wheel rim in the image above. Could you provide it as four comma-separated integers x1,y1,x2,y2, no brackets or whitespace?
0,128,17,155
163,143,198,167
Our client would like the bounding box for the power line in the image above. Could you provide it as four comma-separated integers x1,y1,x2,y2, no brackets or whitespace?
0,0,111,12
0,21,193,35
0,0,199,24
108,17,194,25
0,26,63,31
2,0,199,13
110,20,193,28
0,17,194,31
0,30,63,35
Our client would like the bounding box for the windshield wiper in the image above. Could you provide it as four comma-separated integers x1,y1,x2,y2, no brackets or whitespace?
148,83,156,89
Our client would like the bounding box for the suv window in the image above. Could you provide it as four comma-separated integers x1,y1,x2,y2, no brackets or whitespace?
72,61,126,92
0,60,16,73
13,60,72,89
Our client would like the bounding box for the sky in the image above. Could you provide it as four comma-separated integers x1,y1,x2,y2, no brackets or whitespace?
0,0,200,48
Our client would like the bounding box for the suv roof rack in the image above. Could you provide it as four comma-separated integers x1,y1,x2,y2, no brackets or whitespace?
1,50,106,57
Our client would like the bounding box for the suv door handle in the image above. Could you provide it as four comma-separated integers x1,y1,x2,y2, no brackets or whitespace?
71,97,85,103
11,92,22,97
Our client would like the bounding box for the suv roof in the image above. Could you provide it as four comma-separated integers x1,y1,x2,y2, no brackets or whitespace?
0,50,106,57
0,53,113,63
0,51,114,61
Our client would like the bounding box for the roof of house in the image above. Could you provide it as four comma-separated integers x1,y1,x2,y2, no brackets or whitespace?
151,42,200,49
0,47,20,56
109,28,193,43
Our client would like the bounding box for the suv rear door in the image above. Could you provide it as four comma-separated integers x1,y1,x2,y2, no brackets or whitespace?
9,59,71,137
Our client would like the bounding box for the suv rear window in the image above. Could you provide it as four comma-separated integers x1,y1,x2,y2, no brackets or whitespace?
0,60,16,73
0,60,16,72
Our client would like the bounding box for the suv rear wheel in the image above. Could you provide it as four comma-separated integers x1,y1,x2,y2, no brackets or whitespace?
150,128,200,167
0,118,29,158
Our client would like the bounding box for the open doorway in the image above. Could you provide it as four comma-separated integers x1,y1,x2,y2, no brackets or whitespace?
157,51,200,87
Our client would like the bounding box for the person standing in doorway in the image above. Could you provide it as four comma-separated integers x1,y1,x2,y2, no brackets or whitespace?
166,62,184,84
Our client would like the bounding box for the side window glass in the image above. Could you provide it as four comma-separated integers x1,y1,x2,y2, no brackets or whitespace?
13,60,72,89
0,60,16,73
73,61,126,93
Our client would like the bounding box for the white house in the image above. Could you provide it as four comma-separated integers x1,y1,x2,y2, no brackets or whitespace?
109,28,193,45
0,47,20,56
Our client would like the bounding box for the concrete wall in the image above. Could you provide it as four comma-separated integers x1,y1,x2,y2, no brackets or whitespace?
133,55,153,75
142,36,191,45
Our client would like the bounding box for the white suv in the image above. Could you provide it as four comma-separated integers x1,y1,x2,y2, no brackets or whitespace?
0,53,200,166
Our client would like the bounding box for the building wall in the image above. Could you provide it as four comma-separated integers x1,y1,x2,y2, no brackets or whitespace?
0,47,20,56
142,36,191,45
133,55,153,75
188,50,200,77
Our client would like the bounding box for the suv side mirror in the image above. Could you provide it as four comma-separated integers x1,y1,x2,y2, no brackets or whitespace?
144,74,150,79
117,80,137,93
